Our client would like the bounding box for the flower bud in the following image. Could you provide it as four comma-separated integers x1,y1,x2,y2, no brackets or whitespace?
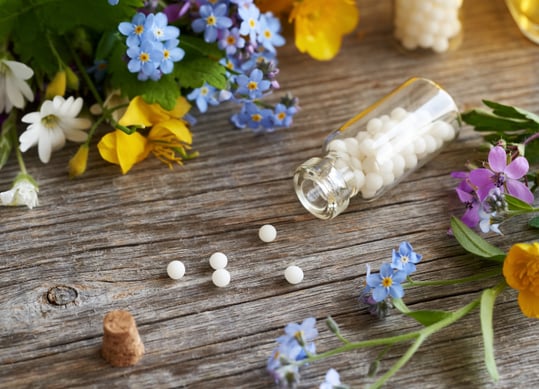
65,66,80,90
45,71,67,99
68,144,89,178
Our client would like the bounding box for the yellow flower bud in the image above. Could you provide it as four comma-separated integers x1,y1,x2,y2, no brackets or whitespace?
45,71,67,99
65,66,80,90
68,144,89,178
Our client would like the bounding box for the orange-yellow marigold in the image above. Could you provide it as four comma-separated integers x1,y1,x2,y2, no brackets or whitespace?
290,0,359,61
503,242,539,319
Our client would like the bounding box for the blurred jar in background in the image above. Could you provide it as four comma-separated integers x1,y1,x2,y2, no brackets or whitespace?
506,0,539,44
394,0,463,53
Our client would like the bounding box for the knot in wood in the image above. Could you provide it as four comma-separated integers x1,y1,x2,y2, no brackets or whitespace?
46,285,78,306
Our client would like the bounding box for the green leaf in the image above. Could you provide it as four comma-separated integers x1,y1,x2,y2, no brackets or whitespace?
392,298,410,313
405,310,453,326
461,109,535,133
180,35,225,59
529,216,539,229
174,57,227,90
483,100,539,124
480,287,501,381
505,194,535,212
450,217,506,261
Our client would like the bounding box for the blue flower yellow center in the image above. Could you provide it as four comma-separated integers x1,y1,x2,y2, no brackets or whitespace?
247,81,258,90
207,15,216,26
251,113,262,122
381,277,393,288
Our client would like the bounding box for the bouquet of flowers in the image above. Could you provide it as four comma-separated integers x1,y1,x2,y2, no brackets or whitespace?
0,0,360,209
266,101,539,388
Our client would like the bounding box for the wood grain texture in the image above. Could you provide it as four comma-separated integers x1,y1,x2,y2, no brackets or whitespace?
1,1,539,388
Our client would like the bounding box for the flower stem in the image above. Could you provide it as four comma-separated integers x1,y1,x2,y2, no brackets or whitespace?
523,131,539,146
403,267,501,287
66,39,103,106
6,111,28,175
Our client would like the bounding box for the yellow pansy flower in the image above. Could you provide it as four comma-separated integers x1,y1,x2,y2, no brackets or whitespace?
503,242,539,318
289,0,359,61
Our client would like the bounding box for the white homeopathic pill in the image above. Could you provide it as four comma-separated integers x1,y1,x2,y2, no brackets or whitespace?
258,224,277,243
284,265,304,285
209,252,228,270
212,268,231,287
167,260,185,280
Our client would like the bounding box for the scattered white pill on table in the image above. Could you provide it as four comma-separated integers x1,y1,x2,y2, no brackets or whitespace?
167,260,185,280
284,265,304,285
209,252,228,269
258,224,277,243
212,268,231,287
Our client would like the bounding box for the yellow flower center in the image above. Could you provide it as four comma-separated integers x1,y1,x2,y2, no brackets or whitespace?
277,112,286,120
134,25,144,35
264,29,272,39
163,49,170,59
200,87,209,96
381,277,393,288
249,18,256,28
139,52,150,63
206,15,216,26
41,115,59,129
247,81,258,90
226,36,236,45
149,135,189,169
251,113,262,122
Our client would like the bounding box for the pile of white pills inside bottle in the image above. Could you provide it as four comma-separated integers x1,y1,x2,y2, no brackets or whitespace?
394,0,463,53
326,106,457,199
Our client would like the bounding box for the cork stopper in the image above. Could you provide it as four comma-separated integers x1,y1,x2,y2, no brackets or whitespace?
101,310,144,367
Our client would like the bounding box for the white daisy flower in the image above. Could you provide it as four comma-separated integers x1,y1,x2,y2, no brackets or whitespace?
0,59,35,113
19,96,92,163
0,174,39,209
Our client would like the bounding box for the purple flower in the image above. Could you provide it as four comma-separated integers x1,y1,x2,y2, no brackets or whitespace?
469,146,533,204
366,263,407,302
218,27,245,56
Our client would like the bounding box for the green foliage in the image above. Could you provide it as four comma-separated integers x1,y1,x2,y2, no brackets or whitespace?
450,217,506,262
462,100,539,163
480,286,502,381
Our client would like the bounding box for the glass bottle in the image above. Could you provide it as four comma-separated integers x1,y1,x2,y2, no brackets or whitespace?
394,0,463,53
505,0,539,44
293,77,461,220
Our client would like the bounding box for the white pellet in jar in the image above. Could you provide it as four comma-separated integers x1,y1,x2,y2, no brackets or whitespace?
394,0,462,53
167,260,186,280
322,106,457,200
209,252,228,270
212,268,231,287
258,224,277,243
284,265,304,285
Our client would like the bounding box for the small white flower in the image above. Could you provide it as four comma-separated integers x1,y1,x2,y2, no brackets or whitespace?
0,59,35,113
19,96,92,163
0,175,39,209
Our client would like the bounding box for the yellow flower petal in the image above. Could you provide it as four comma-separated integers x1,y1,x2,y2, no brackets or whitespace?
518,289,539,318
97,130,148,174
149,119,192,144
290,0,359,61
119,96,191,128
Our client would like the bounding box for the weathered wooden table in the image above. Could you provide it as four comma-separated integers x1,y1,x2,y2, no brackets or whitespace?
2,1,539,388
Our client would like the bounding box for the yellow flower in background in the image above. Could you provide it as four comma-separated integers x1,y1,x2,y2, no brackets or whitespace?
97,95,194,174
503,242,539,319
257,0,294,16
289,0,359,61
45,70,67,99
